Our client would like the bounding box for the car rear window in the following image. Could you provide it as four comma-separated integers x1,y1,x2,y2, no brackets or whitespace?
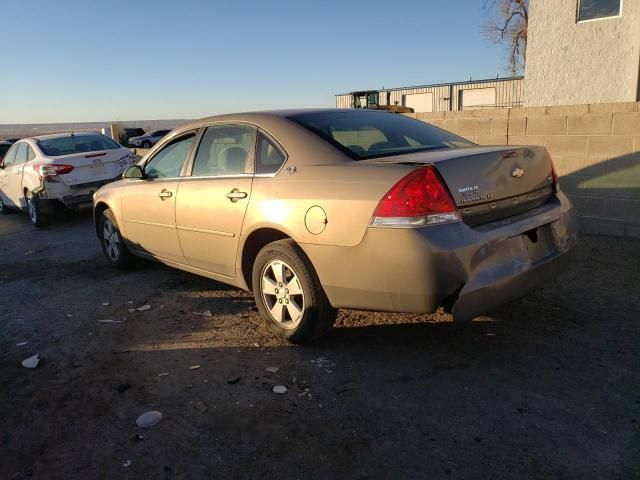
287,110,473,160
0,144,10,156
37,134,121,156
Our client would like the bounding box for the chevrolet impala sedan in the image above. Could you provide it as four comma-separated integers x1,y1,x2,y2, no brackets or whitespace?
93,109,577,343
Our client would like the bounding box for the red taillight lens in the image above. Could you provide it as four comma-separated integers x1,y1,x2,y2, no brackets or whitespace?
34,164,74,176
372,166,460,227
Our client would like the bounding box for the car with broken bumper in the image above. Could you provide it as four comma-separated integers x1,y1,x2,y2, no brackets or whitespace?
93,109,577,343
0,133,135,226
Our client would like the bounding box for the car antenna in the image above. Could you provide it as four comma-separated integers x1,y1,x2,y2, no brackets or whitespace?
70,125,75,137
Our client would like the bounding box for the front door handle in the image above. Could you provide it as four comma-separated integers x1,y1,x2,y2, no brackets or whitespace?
226,188,248,202
158,189,173,200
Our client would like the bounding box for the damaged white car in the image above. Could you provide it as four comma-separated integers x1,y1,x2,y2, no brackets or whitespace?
0,133,134,226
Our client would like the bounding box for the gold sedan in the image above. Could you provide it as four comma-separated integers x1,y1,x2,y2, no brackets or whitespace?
94,109,577,343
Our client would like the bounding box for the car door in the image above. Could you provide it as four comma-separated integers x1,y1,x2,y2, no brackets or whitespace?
0,143,19,206
120,131,197,264
175,124,256,278
5,143,28,206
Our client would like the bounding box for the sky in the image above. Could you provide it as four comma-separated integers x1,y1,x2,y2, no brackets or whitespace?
0,0,508,124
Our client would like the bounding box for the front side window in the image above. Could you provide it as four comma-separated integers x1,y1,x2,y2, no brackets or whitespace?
2,144,19,166
37,134,121,156
191,124,255,177
144,133,195,179
288,110,473,160
256,134,286,174
578,0,621,21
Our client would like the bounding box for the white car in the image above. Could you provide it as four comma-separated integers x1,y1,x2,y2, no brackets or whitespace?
128,129,171,148
0,132,135,226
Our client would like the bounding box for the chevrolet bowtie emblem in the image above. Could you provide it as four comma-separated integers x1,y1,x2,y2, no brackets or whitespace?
511,168,524,178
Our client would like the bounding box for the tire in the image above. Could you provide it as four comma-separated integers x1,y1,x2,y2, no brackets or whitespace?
141,140,151,149
25,191,49,227
0,194,9,214
99,208,133,270
252,239,337,344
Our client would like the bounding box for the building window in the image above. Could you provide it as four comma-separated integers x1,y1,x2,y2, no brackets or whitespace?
578,0,621,22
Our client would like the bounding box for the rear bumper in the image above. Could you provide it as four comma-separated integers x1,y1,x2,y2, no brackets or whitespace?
40,175,122,206
300,192,577,319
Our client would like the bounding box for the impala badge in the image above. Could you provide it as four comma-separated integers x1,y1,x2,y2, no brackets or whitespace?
511,168,524,178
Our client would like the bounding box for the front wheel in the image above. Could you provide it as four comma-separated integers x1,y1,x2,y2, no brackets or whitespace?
0,194,9,214
252,239,336,344
99,208,133,269
26,191,48,227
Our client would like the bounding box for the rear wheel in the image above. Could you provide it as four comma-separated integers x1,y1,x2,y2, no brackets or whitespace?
99,208,133,269
141,140,151,149
26,191,49,227
252,239,336,344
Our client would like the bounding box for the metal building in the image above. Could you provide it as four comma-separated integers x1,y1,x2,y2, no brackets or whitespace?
336,76,524,112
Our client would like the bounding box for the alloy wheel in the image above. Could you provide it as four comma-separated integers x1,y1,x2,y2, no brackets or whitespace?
27,197,37,224
261,260,305,328
102,219,120,261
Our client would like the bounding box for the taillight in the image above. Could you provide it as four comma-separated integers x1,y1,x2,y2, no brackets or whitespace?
371,166,460,227
34,164,74,176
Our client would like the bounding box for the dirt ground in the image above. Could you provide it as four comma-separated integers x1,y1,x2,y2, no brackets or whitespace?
0,210,638,480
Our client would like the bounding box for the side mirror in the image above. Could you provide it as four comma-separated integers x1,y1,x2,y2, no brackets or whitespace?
123,165,144,179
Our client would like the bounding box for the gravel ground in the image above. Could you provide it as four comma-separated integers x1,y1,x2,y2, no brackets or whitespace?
0,210,638,479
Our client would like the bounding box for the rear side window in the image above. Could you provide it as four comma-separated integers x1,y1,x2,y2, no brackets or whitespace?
256,134,286,174
191,125,254,177
37,134,121,156
27,146,36,161
144,133,195,179
287,110,473,160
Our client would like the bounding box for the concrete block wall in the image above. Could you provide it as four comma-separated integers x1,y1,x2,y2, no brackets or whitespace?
408,102,640,237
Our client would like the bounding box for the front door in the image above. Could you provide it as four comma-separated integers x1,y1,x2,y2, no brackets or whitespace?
175,124,256,278
1,143,28,207
121,131,197,263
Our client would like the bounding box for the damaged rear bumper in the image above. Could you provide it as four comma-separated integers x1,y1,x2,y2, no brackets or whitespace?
301,192,577,319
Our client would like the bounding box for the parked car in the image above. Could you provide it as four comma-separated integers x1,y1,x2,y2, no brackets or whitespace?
0,141,12,162
120,128,146,147
94,109,577,343
0,132,135,226
128,129,171,148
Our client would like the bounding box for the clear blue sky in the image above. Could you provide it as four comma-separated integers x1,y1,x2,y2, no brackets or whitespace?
0,0,507,124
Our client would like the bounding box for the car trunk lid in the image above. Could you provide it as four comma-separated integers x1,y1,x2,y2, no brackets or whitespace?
363,145,555,226
42,149,134,186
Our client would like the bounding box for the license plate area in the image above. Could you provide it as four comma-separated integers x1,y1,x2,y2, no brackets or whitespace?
523,225,557,264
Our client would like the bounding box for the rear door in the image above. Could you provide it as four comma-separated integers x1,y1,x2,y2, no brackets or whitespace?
6,143,29,205
120,131,197,263
175,124,256,277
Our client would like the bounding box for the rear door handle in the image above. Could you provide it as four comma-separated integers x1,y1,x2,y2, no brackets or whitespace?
226,188,248,202
158,189,173,200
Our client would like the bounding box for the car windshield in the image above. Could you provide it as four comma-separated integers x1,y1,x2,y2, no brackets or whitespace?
37,134,121,156
287,110,473,160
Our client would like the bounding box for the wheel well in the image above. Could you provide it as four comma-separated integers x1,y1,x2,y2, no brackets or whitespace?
94,202,110,236
241,228,290,290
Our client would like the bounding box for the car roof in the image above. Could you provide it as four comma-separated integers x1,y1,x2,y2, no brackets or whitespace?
0,140,12,145
28,132,102,141
177,108,360,130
